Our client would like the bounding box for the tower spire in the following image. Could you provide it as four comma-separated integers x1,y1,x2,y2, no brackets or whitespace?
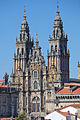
19,6,30,41
54,1,61,21
56,0,60,16
57,4,59,16
23,6,26,20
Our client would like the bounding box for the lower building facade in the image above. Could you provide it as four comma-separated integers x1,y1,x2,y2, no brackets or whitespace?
0,87,18,118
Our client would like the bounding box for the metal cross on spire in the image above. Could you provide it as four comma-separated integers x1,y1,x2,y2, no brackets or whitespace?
24,5,26,11
57,0,60,6
23,5,26,20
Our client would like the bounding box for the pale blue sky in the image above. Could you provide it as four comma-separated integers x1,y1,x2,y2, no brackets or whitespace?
0,0,80,80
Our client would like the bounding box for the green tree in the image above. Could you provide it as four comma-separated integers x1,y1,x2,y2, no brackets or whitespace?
16,112,27,120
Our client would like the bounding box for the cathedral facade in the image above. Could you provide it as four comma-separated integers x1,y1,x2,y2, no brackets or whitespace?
9,5,70,119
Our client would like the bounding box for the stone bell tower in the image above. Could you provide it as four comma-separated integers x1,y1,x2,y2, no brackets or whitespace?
47,5,70,88
10,9,33,114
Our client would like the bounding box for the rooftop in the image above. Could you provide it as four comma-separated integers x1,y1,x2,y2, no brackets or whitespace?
65,83,80,86
57,87,80,94
56,110,74,117
0,80,3,83
58,104,80,110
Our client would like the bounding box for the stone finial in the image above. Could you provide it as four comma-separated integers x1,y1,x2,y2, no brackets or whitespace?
35,33,39,48
68,49,70,56
78,61,80,67
63,30,65,37
36,33,38,40
78,61,80,79
12,67,13,74
66,34,68,39
11,67,14,76
16,37,17,42
49,34,51,39
19,35,20,41
32,37,34,42
47,49,49,56
42,53,44,57
14,52,16,58
32,37,34,45
3,72,9,85
52,33,54,38
35,33,38,43
78,61,79,65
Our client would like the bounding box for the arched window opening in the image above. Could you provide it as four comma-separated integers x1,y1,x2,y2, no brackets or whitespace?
68,96,69,99
32,96,40,101
56,96,58,99
32,96,40,112
65,96,67,99
32,103,40,112
33,103,36,112
56,29,58,38
34,51,37,58
51,45,53,52
22,48,24,55
34,71,37,78
44,82,46,89
37,103,40,112
23,34,25,40
26,84,27,89
61,96,63,99
75,96,77,99
55,45,57,52
34,81,38,89
63,96,65,99
54,30,55,38
59,97,60,99
17,48,20,55
44,96,46,105
26,97,27,105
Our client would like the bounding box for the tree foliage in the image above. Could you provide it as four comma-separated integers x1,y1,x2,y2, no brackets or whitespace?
16,112,27,120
